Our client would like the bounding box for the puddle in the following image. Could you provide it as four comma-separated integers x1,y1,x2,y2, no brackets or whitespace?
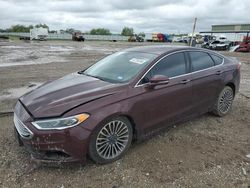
0,82,43,100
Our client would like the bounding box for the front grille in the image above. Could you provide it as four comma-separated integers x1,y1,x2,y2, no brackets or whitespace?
14,113,33,139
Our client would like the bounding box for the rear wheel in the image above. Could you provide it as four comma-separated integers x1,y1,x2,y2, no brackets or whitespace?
88,116,133,164
212,86,234,116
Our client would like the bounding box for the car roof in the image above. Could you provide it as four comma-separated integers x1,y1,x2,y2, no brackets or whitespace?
123,45,197,55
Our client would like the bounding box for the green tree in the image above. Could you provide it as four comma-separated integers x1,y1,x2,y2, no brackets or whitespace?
138,32,145,37
35,23,49,30
8,24,49,32
65,28,75,34
11,24,30,32
121,27,134,36
90,28,111,35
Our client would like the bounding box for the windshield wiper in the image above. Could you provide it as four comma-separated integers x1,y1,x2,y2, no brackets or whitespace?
78,71,118,83
83,73,107,82
77,70,85,74
89,75,105,81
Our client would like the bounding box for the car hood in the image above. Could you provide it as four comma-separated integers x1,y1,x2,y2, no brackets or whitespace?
20,73,119,118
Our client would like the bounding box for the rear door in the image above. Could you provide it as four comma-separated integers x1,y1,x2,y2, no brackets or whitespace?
188,51,224,113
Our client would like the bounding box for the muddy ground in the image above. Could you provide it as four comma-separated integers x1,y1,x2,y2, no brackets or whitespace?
0,40,249,188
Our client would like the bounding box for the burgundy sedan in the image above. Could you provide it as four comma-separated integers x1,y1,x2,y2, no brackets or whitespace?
14,46,241,164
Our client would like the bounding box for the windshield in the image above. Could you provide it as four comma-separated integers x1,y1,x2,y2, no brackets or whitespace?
84,51,157,83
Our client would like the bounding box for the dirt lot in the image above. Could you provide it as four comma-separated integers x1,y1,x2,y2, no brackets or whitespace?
0,40,250,188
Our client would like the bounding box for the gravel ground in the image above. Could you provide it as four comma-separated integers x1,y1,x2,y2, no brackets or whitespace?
0,40,249,188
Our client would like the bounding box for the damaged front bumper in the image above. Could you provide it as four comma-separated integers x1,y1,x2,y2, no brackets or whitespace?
14,122,91,163
13,101,91,163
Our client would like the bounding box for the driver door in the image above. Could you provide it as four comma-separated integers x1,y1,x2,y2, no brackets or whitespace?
131,52,193,135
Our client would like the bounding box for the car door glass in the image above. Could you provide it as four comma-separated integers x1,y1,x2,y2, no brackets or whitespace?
210,54,223,66
151,52,186,77
140,53,186,85
189,51,214,72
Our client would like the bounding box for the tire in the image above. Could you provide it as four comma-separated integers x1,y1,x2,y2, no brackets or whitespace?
212,86,234,117
88,116,133,164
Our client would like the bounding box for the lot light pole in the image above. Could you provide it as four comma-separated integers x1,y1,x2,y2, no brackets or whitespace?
190,17,197,47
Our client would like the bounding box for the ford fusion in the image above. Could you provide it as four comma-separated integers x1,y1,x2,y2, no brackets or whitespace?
14,46,241,164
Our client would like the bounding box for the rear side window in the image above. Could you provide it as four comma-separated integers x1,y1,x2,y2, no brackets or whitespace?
210,54,223,65
150,52,187,78
189,51,214,72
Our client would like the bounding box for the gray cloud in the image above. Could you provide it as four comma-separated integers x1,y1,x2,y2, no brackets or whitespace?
0,0,249,33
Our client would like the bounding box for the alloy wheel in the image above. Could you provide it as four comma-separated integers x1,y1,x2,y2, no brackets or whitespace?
218,88,234,114
96,120,130,159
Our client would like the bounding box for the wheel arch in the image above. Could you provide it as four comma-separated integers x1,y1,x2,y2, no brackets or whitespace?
120,114,138,141
89,112,139,141
106,113,138,141
225,82,235,97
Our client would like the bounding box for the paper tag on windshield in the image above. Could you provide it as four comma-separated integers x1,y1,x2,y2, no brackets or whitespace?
129,58,148,65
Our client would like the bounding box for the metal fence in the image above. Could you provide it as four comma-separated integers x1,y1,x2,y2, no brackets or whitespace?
0,32,129,41
0,32,30,37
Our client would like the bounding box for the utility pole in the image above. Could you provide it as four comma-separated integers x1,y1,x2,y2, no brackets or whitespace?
190,17,197,46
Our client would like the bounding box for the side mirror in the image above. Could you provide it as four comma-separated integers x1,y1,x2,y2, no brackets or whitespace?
147,75,169,88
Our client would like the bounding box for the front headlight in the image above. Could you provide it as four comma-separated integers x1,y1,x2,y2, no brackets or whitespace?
32,113,89,130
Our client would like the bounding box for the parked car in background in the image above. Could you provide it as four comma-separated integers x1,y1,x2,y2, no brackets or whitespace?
72,31,85,41
128,34,144,42
173,36,188,43
144,33,172,42
210,40,231,50
235,36,250,52
14,46,241,164
202,40,232,51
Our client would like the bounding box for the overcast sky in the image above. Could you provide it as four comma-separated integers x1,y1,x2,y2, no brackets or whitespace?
0,0,249,34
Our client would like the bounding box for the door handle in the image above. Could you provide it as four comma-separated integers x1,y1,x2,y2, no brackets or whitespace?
180,79,190,84
215,70,223,75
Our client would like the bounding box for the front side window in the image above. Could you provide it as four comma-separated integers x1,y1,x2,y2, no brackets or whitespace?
149,52,187,78
189,51,214,72
84,51,157,83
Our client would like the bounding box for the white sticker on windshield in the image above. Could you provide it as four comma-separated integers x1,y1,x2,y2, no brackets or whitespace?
129,58,149,65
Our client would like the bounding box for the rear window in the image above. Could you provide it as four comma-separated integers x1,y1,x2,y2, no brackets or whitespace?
189,51,214,72
210,54,223,65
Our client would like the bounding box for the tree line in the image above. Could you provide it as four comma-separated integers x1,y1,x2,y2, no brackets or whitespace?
0,24,144,36
0,24,49,33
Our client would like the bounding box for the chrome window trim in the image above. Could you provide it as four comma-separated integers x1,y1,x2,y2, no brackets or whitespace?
134,50,224,88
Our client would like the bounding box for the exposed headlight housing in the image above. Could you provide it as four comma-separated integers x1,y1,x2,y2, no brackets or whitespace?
32,113,89,130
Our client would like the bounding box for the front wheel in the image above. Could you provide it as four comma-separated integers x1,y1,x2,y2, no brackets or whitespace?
212,86,234,116
88,117,133,164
